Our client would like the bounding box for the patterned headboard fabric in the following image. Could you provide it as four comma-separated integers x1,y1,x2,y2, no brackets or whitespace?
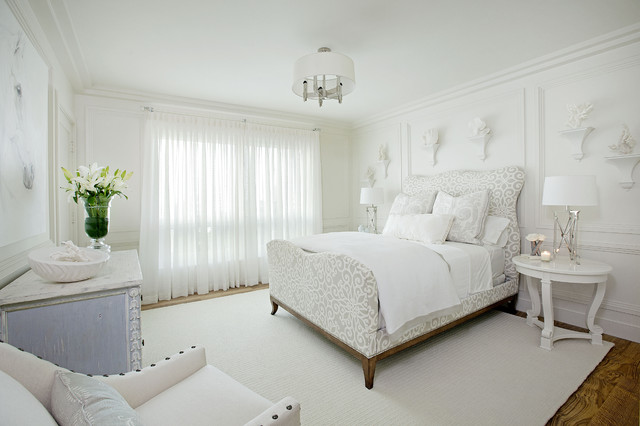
403,166,525,282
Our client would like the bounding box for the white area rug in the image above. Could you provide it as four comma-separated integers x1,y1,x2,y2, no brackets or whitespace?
141,289,613,425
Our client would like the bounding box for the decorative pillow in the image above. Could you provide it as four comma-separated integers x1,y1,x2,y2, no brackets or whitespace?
432,190,490,244
382,213,454,244
51,371,142,426
0,370,57,425
388,191,438,215
480,215,511,247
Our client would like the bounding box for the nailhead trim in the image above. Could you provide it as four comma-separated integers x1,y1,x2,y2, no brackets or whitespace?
103,374,108,377
119,373,125,376
272,415,278,420
135,369,141,372
87,374,93,377
150,364,156,367
165,357,170,360
191,346,196,349
179,351,184,354
286,405,292,410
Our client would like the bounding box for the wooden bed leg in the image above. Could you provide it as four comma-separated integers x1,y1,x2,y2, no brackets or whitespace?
506,293,518,315
362,357,377,389
270,300,279,315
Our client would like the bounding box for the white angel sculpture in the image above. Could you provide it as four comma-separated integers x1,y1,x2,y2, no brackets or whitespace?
565,103,593,129
609,124,636,155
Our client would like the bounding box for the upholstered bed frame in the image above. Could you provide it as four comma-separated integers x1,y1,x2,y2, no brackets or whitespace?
267,166,525,389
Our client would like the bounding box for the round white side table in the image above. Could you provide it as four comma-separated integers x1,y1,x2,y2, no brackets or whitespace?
513,255,612,350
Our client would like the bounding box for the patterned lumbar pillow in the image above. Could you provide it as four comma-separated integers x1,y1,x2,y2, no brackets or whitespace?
432,190,490,244
51,370,142,426
389,191,438,215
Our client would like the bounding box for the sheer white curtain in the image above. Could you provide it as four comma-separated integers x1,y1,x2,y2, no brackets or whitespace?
139,112,322,303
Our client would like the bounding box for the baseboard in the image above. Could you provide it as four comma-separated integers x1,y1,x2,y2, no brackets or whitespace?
516,291,640,343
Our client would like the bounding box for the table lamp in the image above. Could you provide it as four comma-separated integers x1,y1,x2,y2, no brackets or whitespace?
360,187,384,233
542,175,597,264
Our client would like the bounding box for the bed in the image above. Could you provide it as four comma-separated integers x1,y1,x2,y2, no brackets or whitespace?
267,166,525,389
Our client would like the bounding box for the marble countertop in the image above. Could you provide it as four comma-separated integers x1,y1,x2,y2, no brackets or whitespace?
0,250,142,306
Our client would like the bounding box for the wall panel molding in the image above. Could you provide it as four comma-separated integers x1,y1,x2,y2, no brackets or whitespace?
534,53,640,236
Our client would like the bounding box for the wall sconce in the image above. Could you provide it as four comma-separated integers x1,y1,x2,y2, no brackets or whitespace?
378,145,390,178
423,129,439,166
364,167,376,188
560,103,594,161
605,123,639,190
468,118,492,161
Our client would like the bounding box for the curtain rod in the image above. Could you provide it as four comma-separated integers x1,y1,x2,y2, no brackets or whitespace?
141,106,321,132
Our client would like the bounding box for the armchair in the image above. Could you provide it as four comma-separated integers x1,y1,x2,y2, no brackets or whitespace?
0,340,300,425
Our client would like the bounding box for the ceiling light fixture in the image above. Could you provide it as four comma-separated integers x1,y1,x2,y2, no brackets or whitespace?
292,47,355,107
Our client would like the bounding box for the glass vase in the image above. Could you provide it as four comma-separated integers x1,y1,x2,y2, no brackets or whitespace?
83,199,112,252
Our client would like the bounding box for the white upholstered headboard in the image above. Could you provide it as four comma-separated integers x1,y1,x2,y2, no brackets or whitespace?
403,166,525,283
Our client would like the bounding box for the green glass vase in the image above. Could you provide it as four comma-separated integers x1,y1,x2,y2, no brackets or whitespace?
83,199,112,252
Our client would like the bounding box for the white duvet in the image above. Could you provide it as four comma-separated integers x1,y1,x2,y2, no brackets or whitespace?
289,232,462,335
426,241,494,299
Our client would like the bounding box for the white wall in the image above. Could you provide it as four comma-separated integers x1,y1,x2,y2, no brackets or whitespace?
74,94,352,250
350,28,640,342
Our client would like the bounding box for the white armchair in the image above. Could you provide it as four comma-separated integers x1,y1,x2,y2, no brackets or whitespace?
0,340,300,425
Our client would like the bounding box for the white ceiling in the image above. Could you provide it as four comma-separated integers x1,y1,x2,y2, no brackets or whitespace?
30,0,640,125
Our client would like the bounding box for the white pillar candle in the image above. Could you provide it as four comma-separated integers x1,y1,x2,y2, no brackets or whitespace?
541,250,551,261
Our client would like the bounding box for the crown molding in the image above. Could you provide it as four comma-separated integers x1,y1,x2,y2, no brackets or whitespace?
44,0,93,88
353,23,640,129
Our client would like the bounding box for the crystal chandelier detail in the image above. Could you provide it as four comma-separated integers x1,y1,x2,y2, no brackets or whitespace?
292,47,356,107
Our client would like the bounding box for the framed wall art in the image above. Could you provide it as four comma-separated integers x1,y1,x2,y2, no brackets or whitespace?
0,0,51,286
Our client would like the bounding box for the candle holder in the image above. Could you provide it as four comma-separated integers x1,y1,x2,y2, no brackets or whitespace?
526,233,546,257
530,240,543,256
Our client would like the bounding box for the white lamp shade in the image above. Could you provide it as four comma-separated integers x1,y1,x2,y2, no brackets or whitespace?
542,175,598,206
360,187,384,205
292,50,356,97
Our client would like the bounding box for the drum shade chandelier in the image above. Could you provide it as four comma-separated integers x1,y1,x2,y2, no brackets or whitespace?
292,47,356,106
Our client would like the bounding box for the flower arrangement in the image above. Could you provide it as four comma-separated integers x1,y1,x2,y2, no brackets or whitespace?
525,233,546,256
61,163,132,250
61,163,132,206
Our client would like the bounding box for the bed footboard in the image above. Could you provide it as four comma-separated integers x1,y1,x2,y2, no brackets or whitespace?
267,240,380,358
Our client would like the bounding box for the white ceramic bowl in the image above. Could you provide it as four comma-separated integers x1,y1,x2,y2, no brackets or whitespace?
28,247,110,282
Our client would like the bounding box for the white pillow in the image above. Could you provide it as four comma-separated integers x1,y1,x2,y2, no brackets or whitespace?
388,191,438,215
0,370,57,425
51,371,142,426
432,190,490,245
480,215,511,247
382,213,454,244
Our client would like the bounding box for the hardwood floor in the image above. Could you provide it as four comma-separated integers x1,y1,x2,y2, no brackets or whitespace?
144,288,639,424
512,312,640,425
141,283,269,311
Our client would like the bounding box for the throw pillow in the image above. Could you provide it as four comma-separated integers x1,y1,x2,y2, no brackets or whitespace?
432,190,490,244
382,213,454,244
388,191,438,215
51,370,142,426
